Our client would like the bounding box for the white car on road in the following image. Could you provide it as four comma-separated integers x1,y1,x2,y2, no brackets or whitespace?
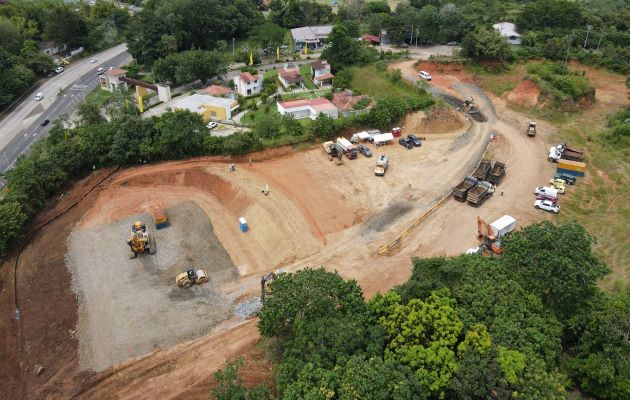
55,66,64,74
35,92,44,101
97,67,105,74
418,70,432,81
534,199,560,213
207,121,218,130
534,186,558,199
90,57,97,63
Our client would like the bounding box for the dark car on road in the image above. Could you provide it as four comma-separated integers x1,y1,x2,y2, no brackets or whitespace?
554,173,576,185
358,144,372,157
399,137,413,149
407,134,422,147
40,119,50,126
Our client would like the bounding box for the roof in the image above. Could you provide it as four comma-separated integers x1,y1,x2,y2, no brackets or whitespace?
278,97,337,112
238,72,260,82
291,25,333,42
310,60,328,70
202,85,234,96
105,68,127,76
173,94,236,112
332,90,370,111
361,34,380,43
314,73,334,81
492,22,521,38
278,68,303,83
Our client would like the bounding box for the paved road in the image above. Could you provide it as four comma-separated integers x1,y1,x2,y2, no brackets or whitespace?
0,44,132,189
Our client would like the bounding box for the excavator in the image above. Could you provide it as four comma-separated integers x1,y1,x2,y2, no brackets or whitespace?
476,216,503,256
260,270,286,301
127,221,156,259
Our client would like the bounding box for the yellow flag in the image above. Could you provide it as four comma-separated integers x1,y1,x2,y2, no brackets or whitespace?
249,50,253,65
138,95,144,113
277,46,280,59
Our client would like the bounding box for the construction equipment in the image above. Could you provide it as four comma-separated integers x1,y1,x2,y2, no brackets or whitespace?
476,215,516,256
127,221,156,259
527,121,536,137
487,162,506,185
467,181,495,206
151,206,169,229
472,160,492,181
260,269,285,301
374,153,388,176
323,141,343,164
463,96,475,109
453,176,478,201
336,137,358,159
176,268,209,288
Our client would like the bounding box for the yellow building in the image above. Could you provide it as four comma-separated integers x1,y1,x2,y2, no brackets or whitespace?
172,94,239,121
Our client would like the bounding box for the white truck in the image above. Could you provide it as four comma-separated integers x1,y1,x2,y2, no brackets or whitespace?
373,132,394,146
490,215,516,238
351,131,372,143
374,154,388,176
336,137,358,159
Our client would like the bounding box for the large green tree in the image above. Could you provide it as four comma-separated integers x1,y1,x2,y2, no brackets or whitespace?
0,202,28,252
460,25,513,63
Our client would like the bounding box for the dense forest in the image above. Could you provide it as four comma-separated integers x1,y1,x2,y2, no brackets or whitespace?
213,222,629,400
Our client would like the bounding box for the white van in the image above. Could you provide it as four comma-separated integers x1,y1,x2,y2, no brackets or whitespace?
534,186,559,199
418,70,432,81
35,92,44,101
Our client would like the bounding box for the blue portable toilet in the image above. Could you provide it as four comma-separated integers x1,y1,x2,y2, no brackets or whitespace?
239,217,248,232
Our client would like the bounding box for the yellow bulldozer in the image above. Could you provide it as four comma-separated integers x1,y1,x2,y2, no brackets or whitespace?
126,221,156,259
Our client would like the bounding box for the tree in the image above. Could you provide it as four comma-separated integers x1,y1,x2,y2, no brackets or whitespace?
369,96,406,129
311,114,336,139
152,110,206,159
43,6,88,47
0,202,28,252
252,112,282,139
0,17,24,54
333,68,353,90
270,0,334,29
20,40,54,75
212,358,273,400
517,0,585,31
321,24,361,70
258,268,368,338
250,22,286,52
153,50,227,84
501,221,609,320
78,103,106,126
460,25,513,63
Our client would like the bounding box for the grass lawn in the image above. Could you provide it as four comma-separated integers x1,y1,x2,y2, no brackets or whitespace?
465,63,524,96
281,90,330,101
241,102,279,125
264,68,278,80
85,88,112,108
350,65,428,99
299,65,317,90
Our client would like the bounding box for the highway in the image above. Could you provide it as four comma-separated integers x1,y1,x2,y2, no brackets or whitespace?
0,44,132,189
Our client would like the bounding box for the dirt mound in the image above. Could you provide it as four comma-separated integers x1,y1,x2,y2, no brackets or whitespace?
503,79,541,108
403,106,468,135
415,61,464,74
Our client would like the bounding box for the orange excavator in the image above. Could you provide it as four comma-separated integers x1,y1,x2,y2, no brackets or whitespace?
476,216,503,255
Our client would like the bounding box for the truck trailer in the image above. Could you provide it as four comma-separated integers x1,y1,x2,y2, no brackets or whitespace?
453,176,478,201
472,160,492,180
487,162,506,185
336,137,358,159
467,181,495,206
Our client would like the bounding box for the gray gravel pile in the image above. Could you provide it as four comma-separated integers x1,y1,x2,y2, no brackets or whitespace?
234,297,262,319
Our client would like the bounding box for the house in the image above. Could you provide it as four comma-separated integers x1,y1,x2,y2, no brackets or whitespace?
202,85,236,99
277,98,338,120
310,60,334,88
332,89,371,116
100,68,129,92
277,63,304,90
233,72,262,97
173,94,239,121
361,34,381,45
37,41,67,56
493,22,522,45
290,25,333,51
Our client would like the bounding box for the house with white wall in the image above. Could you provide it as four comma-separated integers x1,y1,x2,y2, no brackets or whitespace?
277,98,338,120
310,60,334,88
233,72,262,96
493,22,522,45
277,63,304,90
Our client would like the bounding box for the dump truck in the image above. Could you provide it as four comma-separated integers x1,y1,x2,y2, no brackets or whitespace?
453,176,478,201
467,181,495,206
561,146,584,162
336,137,358,159
472,160,492,180
374,153,388,176
487,162,506,185
527,121,536,137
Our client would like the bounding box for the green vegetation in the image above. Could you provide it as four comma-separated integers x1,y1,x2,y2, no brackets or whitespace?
526,62,596,106
299,65,316,90
153,49,228,85
209,221,628,400
85,89,113,109
349,65,423,99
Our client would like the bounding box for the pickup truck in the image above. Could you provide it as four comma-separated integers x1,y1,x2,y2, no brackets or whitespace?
472,160,492,180
374,154,388,176
487,162,506,185
453,176,478,201
467,181,495,206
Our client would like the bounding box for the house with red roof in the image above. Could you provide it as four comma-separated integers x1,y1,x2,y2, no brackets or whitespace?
332,89,372,117
233,72,262,97
99,68,128,92
201,85,236,99
277,98,339,120
310,60,334,88
277,63,304,90
361,34,381,45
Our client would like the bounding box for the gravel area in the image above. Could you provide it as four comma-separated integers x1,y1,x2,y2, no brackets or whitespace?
234,297,262,319
66,201,238,372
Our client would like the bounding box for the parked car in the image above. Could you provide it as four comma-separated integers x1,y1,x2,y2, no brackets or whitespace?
90,57,97,63
399,137,413,149
534,186,558,198
418,70,432,81
97,67,105,74
35,92,44,101
447,41,459,46
207,121,218,130
534,199,560,213
407,134,422,147
547,179,566,194
55,66,64,74
358,144,372,157
40,119,50,126
46,71,55,78
554,173,576,185
536,195,557,203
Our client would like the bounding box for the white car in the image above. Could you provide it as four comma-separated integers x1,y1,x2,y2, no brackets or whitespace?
534,186,558,199
418,70,432,81
534,199,560,213
55,66,64,74
207,121,218,130
35,92,44,101
97,67,105,74
90,57,97,63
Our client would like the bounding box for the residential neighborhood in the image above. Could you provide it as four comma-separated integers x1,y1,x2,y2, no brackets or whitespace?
0,0,628,399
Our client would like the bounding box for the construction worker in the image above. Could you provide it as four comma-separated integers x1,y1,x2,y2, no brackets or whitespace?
248,158,252,166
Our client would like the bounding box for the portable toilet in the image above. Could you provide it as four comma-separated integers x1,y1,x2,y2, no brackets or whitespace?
239,217,248,232
392,127,402,137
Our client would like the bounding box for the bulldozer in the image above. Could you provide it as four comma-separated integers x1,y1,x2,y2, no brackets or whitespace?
176,268,209,288
127,221,156,259
476,216,503,256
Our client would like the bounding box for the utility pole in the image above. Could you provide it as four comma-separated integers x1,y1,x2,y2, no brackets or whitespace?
411,25,414,47
596,27,606,51
584,25,592,48
232,38,235,57
415,28,418,47
563,34,573,75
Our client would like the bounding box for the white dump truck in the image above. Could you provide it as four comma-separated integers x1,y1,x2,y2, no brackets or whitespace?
337,137,358,159
374,154,388,176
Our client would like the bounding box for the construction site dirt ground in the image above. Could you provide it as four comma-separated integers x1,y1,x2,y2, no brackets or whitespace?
2,58,604,399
